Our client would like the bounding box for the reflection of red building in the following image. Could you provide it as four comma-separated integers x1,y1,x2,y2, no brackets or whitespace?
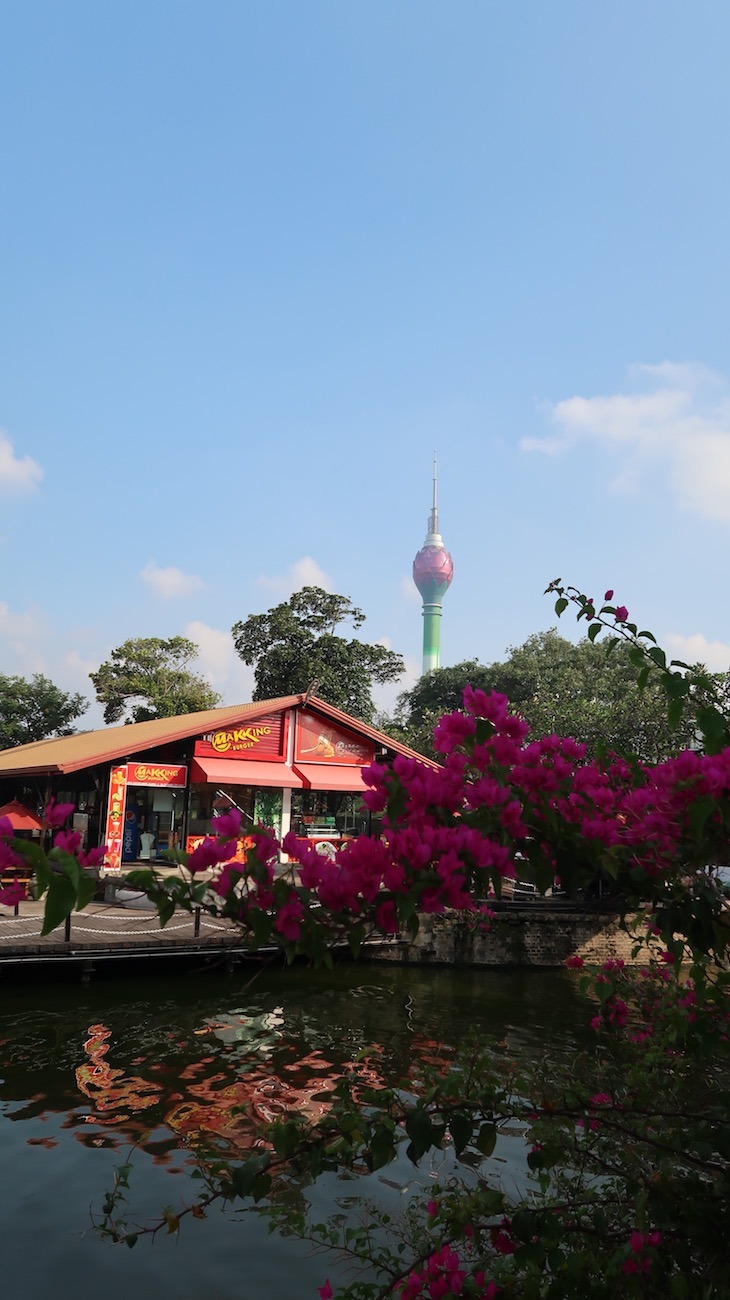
0,695,437,872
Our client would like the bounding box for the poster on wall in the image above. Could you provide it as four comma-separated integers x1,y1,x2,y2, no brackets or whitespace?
295,711,375,766
104,765,128,872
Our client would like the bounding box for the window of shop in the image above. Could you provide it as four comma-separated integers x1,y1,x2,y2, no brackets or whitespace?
290,790,370,839
188,783,255,838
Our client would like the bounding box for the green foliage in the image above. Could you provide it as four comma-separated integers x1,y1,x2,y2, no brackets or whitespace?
231,586,404,722
547,580,730,755
0,672,87,748
387,631,710,762
90,636,221,724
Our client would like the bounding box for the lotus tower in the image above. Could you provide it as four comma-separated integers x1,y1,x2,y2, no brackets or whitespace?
412,452,454,675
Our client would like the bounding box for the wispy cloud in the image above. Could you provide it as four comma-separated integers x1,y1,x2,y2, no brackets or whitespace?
185,620,255,702
141,562,205,599
522,362,730,521
257,556,333,596
665,632,730,673
0,431,43,494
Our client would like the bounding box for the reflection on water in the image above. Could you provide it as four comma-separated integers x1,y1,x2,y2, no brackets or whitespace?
0,965,587,1299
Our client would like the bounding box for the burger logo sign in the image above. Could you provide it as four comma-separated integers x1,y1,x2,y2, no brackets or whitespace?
211,725,272,754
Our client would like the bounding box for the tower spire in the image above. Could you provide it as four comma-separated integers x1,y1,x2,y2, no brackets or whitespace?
412,451,454,675
429,449,439,537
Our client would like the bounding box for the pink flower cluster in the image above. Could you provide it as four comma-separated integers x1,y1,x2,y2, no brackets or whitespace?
209,682,730,941
621,1229,661,1274
397,1245,500,1299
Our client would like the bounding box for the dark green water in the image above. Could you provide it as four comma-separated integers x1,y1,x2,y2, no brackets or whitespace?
0,964,585,1299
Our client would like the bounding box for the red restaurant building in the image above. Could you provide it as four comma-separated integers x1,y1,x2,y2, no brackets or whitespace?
0,695,435,872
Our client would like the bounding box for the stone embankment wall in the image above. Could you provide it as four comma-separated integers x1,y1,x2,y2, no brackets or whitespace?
364,907,641,969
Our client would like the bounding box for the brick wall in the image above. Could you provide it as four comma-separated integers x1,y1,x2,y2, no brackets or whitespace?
363,907,641,969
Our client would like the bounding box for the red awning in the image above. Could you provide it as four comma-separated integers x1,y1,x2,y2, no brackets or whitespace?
294,764,367,792
190,757,305,788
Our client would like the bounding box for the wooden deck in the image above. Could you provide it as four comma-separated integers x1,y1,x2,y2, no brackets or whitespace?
0,897,259,970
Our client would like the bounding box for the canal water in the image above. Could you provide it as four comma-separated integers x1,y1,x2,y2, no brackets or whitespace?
0,963,585,1299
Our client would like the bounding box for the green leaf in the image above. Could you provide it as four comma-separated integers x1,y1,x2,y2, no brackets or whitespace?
347,924,365,959
448,1112,473,1155
696,705,728,754
554,598,568,616
404,1109,435,1161
369,1124,397,1170
667,697,685,730
476,1121,497,1156
157,897,176,928
12,838,47,874
271,1120,301,1159
124,868,156,890
41,873,78,936
230,1154,271,1200
75,874,97,912
587,623,602,642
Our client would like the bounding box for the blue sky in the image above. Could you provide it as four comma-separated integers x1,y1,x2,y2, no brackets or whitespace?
2,1,730,729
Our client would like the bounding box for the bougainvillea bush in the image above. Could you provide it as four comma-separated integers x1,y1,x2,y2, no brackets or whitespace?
1,585,728,1297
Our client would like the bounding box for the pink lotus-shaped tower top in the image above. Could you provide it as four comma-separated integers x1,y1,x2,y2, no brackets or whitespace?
412,451,454,605
413,543,454,602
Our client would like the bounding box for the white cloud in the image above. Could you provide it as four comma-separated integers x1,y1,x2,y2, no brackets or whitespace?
185,620,255,702
522,362,730,520
257,556,333,596
141,562,205,599
664,632,730,673
64,648,98,680
0,431,43,494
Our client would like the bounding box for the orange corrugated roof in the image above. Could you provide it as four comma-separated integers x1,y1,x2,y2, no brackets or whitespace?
0,695,438,777
0,697,303,776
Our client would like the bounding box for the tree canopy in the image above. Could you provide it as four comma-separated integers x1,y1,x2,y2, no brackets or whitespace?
231,586,404,722
89,636,221,724
386,630,704,761
0,673,88,749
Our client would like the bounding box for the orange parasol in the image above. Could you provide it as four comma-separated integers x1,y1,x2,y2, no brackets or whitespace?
0,799,44,831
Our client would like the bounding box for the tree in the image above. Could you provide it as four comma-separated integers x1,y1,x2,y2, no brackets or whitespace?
8,583,730,1296
90,636,221,724
0,673,87,748
388,631,703,762
231,586,404,722
381,659,496,758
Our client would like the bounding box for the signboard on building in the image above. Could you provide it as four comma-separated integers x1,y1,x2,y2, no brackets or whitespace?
295,711,375,766
104,765,128,872
185,834,254,864
194,713,286,762
126,762,188,788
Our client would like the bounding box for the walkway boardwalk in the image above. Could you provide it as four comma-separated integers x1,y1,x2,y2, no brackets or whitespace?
0,898,249,968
